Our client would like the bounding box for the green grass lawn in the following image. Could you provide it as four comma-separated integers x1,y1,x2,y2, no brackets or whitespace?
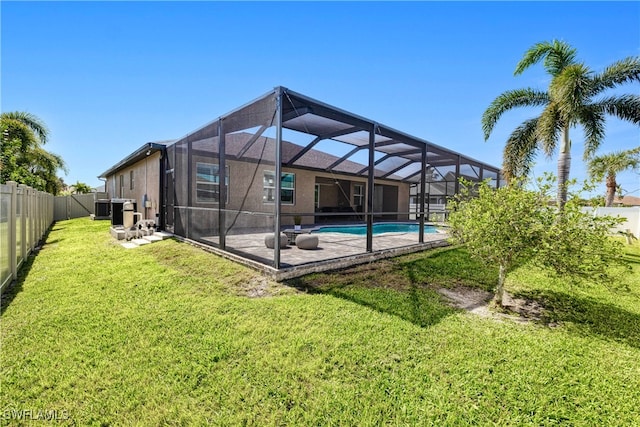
1,218,639,425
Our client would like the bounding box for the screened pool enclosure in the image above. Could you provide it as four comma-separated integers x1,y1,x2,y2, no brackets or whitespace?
161,87,501,273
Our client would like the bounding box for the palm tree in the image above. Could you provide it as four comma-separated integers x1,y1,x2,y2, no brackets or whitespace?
482,40,640,206
588,147,640,207
1,111,67,194
73,181,93,194
1,111,49,144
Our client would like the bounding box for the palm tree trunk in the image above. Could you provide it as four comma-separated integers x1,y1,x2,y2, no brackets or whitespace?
557,126,571,208
605,173,617,207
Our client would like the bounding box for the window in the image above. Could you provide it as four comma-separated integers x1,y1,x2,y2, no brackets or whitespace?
196,162,228,203
119,174,124,198
353,184,364,209
314,184,320,209
263,171,295,205
130,170,134,190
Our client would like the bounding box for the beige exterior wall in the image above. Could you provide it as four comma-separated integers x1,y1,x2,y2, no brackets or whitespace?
190,154,410,226
106,151,410,228
105,151,162,221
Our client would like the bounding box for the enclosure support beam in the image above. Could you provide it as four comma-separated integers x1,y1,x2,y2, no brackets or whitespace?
236,125,268,159
187,138,193,239
380,159,414,179
326,146,366,171
274,89,284,269
455,155,461,195
366,125,376,253
285,126,361,167
419,145,427,244
218,118,227,250
356,149,422,175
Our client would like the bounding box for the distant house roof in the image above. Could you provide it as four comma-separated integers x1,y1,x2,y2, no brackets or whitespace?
614,195,640,206
99,140,175,178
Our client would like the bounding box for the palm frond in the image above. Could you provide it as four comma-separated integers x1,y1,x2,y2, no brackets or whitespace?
502,117,540,180
550,63,593,116
515,40,577,76
590,56,640,95
591,94,640,125
576,105,606,159
536,104,563,156
481,88,549,139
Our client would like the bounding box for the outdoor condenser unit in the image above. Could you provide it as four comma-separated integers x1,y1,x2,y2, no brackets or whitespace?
95,199,111,217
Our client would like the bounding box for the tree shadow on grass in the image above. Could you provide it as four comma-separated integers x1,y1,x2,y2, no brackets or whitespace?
285,247,500,328
398,246,498,292
515,289,640,349
286,258,459,328
1,250,37,316
1,227,52,316
291,280,457,328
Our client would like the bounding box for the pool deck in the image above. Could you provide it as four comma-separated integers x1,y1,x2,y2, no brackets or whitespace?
184,228,450,280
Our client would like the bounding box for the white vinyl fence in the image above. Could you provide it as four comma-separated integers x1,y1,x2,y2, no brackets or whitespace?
53,193,95,221
1,181,54,294
583,206,640,238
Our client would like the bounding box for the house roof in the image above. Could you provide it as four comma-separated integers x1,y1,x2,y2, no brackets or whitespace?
98,140,175,178
614,195,640,206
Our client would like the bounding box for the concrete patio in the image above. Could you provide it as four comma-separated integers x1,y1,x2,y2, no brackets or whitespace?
194,229,450,280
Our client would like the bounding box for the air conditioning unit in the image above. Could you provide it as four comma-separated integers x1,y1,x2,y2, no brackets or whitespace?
95,200,111,217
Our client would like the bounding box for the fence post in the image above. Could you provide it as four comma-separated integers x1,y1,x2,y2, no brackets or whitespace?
18,184,27,263
34,191,39,244
38,191,43,242
8,181,17,281
36,191,42,242
29,188,36,250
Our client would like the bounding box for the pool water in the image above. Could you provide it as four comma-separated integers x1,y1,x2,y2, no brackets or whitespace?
312,223,438,236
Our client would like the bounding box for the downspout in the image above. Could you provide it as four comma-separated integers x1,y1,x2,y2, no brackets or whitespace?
158,149,165,230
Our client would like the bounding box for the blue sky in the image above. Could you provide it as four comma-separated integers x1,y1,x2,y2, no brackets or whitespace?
2,1,639,196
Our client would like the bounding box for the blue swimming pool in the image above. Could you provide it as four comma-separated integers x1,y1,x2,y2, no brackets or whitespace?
312,223,438,236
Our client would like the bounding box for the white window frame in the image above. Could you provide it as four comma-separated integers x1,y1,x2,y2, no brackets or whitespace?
353,184,364,208
196,162,228,204
263,171,295,205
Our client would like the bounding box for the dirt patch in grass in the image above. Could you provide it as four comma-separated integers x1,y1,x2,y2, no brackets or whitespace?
243,276,274,298
437,286,547,324
234,274,298,298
